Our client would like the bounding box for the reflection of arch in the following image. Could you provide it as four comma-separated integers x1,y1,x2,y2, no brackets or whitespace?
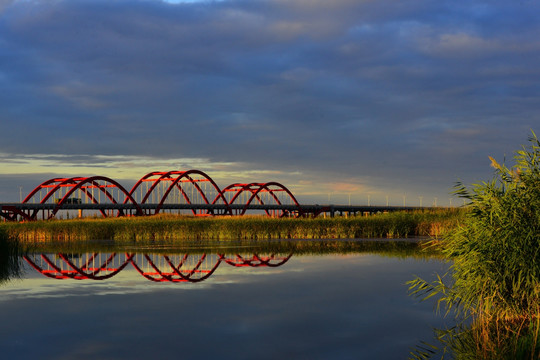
128,170,231,216
129,254,224,282
222,182,301,217
24,253,135,280
23,252,293,283
223,253,293,267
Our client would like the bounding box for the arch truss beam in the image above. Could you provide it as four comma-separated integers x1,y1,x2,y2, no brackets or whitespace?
7,169,302,221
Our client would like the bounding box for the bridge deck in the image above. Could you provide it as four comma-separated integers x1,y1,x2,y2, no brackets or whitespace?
1,202,426,215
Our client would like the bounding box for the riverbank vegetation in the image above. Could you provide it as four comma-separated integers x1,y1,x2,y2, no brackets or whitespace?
0,208,463,243
0,228,24,285
408,132,540,359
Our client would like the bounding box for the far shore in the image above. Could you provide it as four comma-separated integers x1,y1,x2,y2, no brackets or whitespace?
0,208,463,243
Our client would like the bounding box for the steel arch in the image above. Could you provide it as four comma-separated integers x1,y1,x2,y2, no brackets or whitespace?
222,182,301,217
22,177,81,220
11,169,304,220
128,170,231,216
23,176,143,220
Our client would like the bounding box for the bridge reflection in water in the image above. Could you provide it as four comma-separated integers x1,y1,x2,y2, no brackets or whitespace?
23,252,292,283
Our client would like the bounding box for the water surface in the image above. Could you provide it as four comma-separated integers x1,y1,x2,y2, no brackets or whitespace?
0,240,451,359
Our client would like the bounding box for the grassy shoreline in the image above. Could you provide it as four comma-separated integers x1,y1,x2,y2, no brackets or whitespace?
0,208,463,243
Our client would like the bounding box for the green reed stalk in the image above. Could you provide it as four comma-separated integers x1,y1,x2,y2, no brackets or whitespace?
0,228,25,284
408,131,540,359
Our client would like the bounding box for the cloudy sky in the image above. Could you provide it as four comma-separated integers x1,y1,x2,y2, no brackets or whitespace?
0,0,538,205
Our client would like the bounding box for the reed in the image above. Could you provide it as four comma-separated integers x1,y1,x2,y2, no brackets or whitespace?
0,208,463,243
0,227,25,285
408,131,540,359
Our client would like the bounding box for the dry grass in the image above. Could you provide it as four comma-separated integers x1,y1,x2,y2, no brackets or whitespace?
0,208,463,243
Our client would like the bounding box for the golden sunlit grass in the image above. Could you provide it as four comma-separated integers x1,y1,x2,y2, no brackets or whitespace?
0,208,463,243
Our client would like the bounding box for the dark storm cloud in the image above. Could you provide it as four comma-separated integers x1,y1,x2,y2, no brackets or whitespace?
1,0,539,203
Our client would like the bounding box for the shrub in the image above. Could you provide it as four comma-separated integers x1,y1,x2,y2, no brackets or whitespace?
408,131,540,358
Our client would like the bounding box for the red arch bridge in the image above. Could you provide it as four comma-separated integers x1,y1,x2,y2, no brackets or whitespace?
23,252,292,283
0,169,424,221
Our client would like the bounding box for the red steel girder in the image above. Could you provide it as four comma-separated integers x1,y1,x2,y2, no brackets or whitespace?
14,169,302,220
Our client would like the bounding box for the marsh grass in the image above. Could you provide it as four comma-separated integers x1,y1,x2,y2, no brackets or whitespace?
408,132,540,359
0,208,463,243
410,320,540,360
0,228,25,285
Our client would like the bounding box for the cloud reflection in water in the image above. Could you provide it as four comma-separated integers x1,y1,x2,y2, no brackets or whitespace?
0,252,451,359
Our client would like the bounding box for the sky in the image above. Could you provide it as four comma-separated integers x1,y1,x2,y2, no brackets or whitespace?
0,0,538,206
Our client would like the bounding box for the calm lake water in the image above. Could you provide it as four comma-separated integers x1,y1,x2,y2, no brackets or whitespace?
0,240,452,360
